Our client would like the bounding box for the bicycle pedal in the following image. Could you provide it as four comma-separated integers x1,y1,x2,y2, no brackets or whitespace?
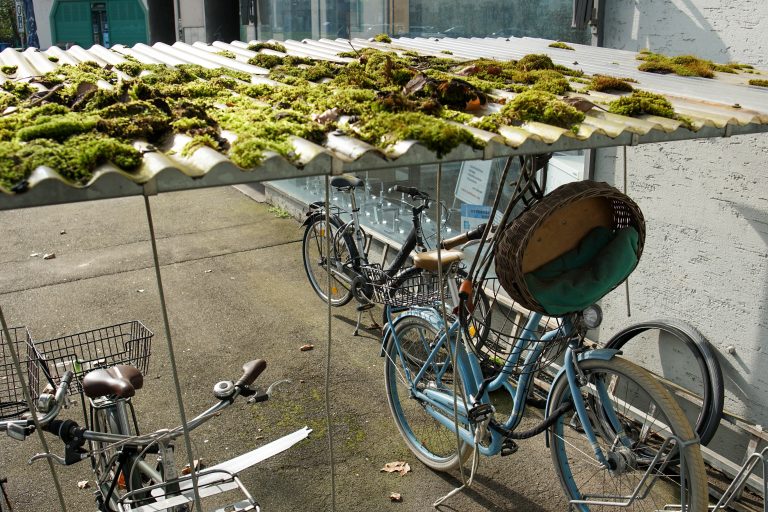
468,403,493,423
500,438,518,456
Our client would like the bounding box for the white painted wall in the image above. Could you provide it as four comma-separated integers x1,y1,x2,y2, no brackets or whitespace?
595,0,768,446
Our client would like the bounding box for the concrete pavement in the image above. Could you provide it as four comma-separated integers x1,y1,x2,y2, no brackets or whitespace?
0,186,568,512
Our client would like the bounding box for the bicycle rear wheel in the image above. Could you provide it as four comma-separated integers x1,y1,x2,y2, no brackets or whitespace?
384,315,472,472
302,216,357,306
604,319,724,446
548,357,708,511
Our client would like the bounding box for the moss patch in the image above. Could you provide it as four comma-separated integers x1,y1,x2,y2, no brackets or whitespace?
607,90,684,124
749,79,768,88
374,33,392,43
247,42,287,53
589,75,635,93
1,65,18,75
636,51,752,79
548,42,575,51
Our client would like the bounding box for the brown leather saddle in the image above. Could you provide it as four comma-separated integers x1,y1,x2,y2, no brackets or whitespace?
82,365,144,399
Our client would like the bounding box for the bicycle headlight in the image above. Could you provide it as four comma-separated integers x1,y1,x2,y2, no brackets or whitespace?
582,304,603,329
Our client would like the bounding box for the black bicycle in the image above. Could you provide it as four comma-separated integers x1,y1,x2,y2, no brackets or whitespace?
301,175,489,334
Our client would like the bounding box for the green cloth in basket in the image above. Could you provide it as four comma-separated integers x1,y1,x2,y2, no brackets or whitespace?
523,226,639,315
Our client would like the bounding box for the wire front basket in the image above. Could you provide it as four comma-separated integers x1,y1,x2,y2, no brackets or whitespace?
1,326,42,419
360,265,450,308
34,321,153,394
461,278,577,376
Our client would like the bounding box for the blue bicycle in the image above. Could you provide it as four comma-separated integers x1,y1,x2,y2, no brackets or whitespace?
380,161,708,511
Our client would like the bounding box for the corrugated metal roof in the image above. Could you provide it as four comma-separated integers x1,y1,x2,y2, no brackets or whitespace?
1,36,767,210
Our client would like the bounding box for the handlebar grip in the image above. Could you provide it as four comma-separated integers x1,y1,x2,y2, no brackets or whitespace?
388,185,428,199
439,232,470,250
439,223,489,250
235,359,267,388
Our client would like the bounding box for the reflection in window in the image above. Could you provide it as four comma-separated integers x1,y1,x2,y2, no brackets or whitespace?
269,151,585,248
246,0,590,43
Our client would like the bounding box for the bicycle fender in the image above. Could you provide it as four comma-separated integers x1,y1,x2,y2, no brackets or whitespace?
301,211,325,227
380,308,444,357
543,348,621,448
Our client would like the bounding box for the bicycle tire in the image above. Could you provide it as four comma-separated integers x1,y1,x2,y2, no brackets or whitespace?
548,357,708,512
604,319,724,446
384,314,473,471
302,216,358,307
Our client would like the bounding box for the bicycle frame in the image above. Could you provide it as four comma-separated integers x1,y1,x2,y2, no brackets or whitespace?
383,283,692,508
308,186,430,278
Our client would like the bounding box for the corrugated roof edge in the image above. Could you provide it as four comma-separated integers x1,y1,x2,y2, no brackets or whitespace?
0,37,767,210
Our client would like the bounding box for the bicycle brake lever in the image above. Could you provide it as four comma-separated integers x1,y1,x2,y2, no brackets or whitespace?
29,452,66,466
248,379,291,404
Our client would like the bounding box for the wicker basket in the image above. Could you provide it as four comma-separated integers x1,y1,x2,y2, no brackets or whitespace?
494,180,645,315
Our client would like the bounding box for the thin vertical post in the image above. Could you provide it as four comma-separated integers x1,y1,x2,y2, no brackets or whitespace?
142,194,202,511
323,175,337,512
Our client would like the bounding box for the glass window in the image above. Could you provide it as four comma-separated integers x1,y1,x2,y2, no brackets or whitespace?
246,0,591,43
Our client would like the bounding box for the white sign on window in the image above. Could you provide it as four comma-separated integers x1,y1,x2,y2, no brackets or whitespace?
455,160,493,205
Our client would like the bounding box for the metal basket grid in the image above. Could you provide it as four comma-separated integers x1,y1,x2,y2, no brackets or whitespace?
1,326,42,420
462,278,574,376
34,321,153,394
360,266,448,307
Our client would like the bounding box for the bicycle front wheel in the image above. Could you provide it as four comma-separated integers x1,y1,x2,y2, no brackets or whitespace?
302,217,357,306
548,357,708,511
384,315,472,472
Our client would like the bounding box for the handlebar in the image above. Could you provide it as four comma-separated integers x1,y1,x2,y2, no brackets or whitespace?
388,185,430,201
439,223,495,250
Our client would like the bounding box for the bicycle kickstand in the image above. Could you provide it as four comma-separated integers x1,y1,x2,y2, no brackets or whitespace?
353,303,376,336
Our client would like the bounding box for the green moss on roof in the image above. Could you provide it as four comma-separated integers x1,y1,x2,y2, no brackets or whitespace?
501,89,585,131
247,42,287,53
1,65,18,75
608,90,676,118
248,53,284,69
374,33,392,43
548,42,575,51
635,51,751,79
749,79,768,87
589,75,635,92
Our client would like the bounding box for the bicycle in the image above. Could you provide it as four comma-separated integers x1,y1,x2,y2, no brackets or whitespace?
380,159,709,511
604,319,724,446
301,175,482,334
1,323,310,512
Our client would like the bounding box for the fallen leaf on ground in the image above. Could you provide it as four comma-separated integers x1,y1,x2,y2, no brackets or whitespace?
389,492,402,502
182,459,204,475
77,481,90,489
300,344,314,352
381,461,410,476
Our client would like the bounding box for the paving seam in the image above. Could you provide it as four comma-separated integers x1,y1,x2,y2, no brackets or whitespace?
0,238,302,296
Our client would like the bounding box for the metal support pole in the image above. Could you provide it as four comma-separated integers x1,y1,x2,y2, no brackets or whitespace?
0,306,67,512
142,194,202,511
323,175,337,512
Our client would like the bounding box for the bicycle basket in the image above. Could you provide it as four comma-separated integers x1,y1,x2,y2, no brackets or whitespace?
34,321,153,394
1,326,43,419
462,278,574,376
494,180,645,316
361,265,451,308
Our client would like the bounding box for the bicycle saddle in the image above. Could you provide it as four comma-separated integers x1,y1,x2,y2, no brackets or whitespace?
330,175,363,190
82,365,144,399
413,250,464,272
